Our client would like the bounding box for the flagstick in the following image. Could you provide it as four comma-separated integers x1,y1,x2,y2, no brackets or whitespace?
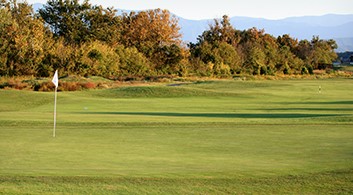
53,86,58,138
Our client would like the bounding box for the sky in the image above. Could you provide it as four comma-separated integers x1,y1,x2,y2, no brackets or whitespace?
27,0,353,20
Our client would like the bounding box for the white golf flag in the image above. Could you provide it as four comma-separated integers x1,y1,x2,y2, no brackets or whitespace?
52,70,58,88
52,70,59,137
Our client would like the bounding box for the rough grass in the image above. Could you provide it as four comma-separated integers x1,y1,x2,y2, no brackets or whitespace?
1,79,353,194
1,169,352,194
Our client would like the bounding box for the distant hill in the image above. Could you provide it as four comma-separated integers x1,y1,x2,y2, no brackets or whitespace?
335,38,353,52
283,14,353,27
31,3,353,52
178,14,353,52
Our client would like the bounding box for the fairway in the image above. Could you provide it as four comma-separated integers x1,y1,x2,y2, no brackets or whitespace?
1,79,353,194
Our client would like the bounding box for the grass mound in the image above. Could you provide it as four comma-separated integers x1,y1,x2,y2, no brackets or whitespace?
0,90,52,112
92,84,235,98
91,80,280,99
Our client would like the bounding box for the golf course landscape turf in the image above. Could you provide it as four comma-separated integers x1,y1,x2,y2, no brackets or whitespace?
0,78,353,194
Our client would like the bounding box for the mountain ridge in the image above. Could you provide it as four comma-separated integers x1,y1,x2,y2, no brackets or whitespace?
179,14,353,52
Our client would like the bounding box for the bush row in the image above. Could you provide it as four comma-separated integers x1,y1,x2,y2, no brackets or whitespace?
1,70,352,92
0,78,102,91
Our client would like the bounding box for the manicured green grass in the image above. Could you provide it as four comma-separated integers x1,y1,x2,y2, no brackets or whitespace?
1,79,353,194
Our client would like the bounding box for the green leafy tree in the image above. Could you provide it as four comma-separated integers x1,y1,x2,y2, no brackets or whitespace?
263,34,279,75
79,41,120,77
294,36,337,70
214,42,241,75
190,15,242,76
188,42,215,76
39,0,91,44
197,15,239,47
40,38,73,76
310,36,337,69
296,39,311,61
153,44,183,74
246,46,267,75
84,5,122,46
238,28,267,75
277,34,298,52
115,45,151,77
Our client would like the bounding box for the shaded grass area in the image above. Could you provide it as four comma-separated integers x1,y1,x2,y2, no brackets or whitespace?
1,169,352,194
79,111,344,118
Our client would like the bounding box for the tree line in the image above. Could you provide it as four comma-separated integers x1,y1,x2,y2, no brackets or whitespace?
0,0,338,79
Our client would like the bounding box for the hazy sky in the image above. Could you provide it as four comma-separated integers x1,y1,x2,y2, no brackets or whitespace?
27,0,353,20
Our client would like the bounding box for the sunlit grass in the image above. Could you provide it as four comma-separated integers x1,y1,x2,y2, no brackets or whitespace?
1,79,353,194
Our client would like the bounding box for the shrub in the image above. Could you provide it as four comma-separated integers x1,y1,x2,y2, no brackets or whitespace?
6,78,29,90
283,66,291,75
59,82,81,91
301,67,309,75
82,82,96,89
260,66,268,75
36,82,56,92
307,65,314,75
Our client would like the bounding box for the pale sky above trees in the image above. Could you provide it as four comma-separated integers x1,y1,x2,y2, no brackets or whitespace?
28,0,353,20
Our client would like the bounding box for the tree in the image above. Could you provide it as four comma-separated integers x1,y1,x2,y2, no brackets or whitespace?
115,45,151,77
295,36,337,70
153,44,183,73
189,15,243,76
121,9,181,48
197,15,239,47
277,45,303,74
245,46,267,75
80,41,120,77
238,28,267,75
40,0,123,46
83,5,122,46
296,39,311,61
39,0,92,44
263,34,279,74
121,9,182,73
277,34,298,52
39,38,69,76
276,34,302,74
214,42,241,74
0,3,12,75
310,36,337,69
0,0,47,76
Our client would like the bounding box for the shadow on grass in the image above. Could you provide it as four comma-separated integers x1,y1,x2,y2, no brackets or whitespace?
288,101,353,105
78,112,343,119
263,108,353,112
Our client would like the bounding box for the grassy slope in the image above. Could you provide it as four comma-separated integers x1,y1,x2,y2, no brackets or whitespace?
0,79,353,194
